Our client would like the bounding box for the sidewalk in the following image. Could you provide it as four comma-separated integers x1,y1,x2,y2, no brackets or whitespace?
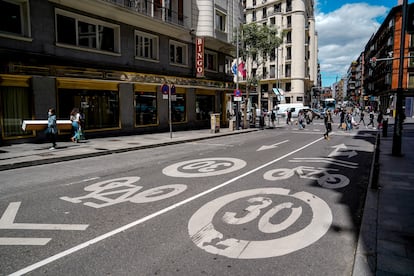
1,119,414,275
354,119,414,275
0,128,258,171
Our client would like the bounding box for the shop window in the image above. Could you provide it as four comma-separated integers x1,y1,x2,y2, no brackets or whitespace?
0,0,31,38
58,89,119,130
196,94,215,120
169,40,188,65
56,9,120,53
135,31,159,61
1,86,33,138
135,91,158,126
171,94,186,122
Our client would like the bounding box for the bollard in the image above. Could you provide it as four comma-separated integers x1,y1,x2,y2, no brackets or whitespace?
382,118,388,137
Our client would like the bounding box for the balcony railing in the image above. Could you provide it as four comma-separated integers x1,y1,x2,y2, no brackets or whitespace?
104,0,187,27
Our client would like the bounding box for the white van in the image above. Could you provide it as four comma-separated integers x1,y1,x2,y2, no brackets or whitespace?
274,103,306,118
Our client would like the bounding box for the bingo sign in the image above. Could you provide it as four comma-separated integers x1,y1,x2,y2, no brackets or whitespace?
196,37,204,78
234,89,242,102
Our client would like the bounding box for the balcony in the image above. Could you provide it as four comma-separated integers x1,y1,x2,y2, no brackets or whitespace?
104,0,187,27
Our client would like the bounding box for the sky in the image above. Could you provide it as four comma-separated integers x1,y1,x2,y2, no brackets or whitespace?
315,0,414,88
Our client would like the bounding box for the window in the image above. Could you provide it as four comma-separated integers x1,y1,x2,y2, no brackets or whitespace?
135,31,159,61
204,51,218,71
58,89,119,130
225,56,233,75
0,85,33,138
270,65,275,78
171,93,186,122
270,17,275,25
135,91,157,126
409,52,414,68
262,67,267,79
274,3,281,13
0,0,30,38
409,74,414,88
286,31,292,43
287,16,292,28
287,47,292,60
170,40,188,65
262,8,267,19
56,9,120,53
196,94,214,120
215,11,226,32
252,11,256,21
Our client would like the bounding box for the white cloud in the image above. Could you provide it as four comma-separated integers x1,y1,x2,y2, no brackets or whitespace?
315,3,389,86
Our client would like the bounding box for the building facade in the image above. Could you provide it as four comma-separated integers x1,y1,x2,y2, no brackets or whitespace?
242,0,318,109
363,2,414,115
0,0,243,144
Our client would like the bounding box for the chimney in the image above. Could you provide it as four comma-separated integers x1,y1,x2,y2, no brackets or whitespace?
398,0,403,5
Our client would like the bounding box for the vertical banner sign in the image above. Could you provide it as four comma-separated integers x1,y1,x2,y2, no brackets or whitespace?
196,37,204,78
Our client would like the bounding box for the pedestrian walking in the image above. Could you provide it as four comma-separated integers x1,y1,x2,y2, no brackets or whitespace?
286,109,292,125
377,110,383,129
359,110,365,125
367,111,375,128
270,110,276,128
46,108,57,150
338,109,345,129
70,107,81,142
324,110,333,140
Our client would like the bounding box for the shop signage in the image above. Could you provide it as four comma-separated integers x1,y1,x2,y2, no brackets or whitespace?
196,37,204,78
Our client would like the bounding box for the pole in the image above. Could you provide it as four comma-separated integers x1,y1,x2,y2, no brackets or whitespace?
236,27,240,130
169,84,172,139
392,0,407,156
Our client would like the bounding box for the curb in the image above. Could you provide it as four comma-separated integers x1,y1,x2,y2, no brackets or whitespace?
352,132,381,275
0,129,258,171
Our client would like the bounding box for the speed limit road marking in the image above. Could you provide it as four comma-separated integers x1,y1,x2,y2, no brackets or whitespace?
188,188,332,259
162,157,247,178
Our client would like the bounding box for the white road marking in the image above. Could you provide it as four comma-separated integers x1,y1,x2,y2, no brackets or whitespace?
289,157,359,168
162,157,247,178
0,237,50,246
257,140,289,151
0,202,88,231
188,188,332,259
9,137,324,276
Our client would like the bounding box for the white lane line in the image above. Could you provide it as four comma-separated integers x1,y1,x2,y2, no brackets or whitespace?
10,137,324,276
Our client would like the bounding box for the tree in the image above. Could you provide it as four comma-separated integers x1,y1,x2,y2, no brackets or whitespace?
233,23,284,128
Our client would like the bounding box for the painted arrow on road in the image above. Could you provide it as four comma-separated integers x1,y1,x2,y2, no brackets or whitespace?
328,143,358,158
257,140,289,151
0,202,88,246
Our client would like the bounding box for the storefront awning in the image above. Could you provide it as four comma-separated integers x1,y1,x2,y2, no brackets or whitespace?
272,88,285,100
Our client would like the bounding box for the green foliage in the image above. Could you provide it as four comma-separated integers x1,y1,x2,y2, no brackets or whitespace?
233,23,283,64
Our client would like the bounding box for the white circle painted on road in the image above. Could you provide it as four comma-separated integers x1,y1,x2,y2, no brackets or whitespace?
188,188,332,259
162,157,247,178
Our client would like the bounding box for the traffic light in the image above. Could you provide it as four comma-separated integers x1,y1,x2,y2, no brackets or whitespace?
407,3,414,34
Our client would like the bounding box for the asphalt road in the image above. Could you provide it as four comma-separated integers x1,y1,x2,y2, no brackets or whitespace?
0,121,377,275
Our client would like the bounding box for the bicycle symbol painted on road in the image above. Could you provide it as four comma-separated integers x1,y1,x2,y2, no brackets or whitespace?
264,165,350,189
163,157,247,178
188,188,332,259
60,177,187,208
